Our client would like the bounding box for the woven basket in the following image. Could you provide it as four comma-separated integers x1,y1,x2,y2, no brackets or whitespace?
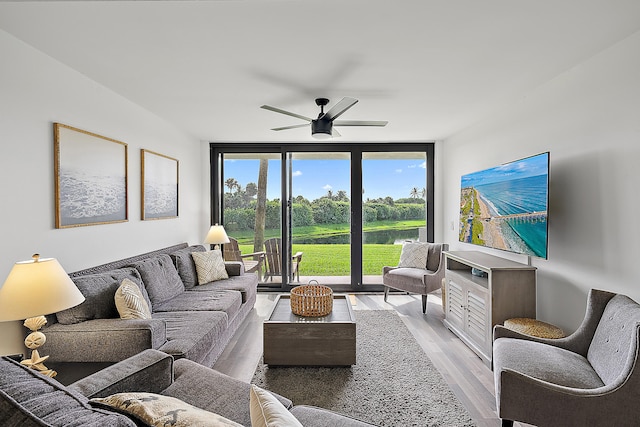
290,281,333,317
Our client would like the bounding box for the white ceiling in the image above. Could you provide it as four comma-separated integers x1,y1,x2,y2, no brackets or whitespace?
1,1,640,143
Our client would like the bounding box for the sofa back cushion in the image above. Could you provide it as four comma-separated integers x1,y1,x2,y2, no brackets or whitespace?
132,254,185,308
170,245,206,289
588,294,640,384
427,243,446,272
57,268,148,325
0,357,136,427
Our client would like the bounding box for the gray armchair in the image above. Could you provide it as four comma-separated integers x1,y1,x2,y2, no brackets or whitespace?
493,288,640,427
382,243,448,314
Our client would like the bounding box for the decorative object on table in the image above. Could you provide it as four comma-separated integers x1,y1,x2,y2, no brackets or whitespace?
141,149,179,220
290,280,333,317
204,223,230,250
503,317,565,339
0,254,85,377
54,123,128,228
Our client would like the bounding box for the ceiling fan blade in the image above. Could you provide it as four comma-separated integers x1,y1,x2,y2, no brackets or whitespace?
271,123,310,131
334,120,388,127
322,97,358,121
261,105,312,122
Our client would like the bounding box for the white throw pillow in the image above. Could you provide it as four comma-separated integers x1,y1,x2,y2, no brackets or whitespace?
397,242,430,268
191,250,229,284
91,392,242,427
114,278,152,319
249,384,303,427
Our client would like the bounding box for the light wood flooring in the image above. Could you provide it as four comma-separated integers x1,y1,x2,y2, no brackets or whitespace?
213,292,532,427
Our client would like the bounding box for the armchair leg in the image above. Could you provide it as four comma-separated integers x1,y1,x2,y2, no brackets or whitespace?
421,295,427,314
501,420,514,427
384,286,390,302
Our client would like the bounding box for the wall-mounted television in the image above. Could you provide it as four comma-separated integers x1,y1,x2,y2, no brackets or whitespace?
459,152,549,259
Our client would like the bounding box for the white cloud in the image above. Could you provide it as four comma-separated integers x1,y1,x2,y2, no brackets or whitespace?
395,169,403,173
419,161,426,169
292,170,303,177
323,184,332,191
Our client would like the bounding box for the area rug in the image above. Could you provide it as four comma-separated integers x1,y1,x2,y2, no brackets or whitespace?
251,310,476,427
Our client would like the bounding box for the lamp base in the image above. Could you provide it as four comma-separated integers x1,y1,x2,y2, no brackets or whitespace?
21,316,57,377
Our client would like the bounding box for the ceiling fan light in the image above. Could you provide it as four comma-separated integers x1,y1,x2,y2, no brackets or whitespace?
311,119,332,139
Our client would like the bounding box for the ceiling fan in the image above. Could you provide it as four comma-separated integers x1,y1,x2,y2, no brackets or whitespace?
261,97,388,139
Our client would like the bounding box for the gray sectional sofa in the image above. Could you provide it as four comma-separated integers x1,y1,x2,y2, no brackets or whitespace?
40,243,258,383
0,349,377,426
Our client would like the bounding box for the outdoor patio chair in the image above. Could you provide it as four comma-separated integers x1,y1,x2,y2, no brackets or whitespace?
264,237,303,282
223,237,266,278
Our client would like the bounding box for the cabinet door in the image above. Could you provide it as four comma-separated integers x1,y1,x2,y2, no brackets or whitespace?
466,289,488,349
446,279,465,330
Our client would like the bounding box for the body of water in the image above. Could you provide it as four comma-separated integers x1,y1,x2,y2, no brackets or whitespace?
476,174,548,258
293,228,419,245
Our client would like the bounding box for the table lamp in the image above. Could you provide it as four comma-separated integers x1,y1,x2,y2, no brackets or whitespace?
0,254,85,377
204,223,230,250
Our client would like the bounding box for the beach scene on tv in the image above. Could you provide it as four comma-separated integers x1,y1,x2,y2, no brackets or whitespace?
459,152,549,259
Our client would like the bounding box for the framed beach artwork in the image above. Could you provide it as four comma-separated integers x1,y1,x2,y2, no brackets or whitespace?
54,123,128,228
141,149,179,220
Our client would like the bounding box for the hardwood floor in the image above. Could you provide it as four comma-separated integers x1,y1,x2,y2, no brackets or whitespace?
213,292,532,427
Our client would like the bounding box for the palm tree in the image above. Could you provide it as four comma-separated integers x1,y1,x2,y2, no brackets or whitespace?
410,187,419,199
225,178,238,194
420,187,426,199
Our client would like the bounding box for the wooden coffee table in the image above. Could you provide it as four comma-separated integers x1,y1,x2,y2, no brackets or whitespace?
263,294,356,366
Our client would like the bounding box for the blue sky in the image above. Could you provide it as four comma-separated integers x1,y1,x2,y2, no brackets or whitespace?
461,152,549,188
224,157,427,201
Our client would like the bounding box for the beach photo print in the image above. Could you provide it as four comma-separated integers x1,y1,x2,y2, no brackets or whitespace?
459,152,549,259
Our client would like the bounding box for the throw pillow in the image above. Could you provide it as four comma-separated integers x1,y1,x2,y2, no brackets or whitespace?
91,392,242,427
191,250,228,285
249,384,302,427
397,242,430,268
114,278,152,320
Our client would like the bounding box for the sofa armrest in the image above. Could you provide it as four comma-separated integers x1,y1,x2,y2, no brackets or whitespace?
225,261,244,276
69,349,174,398
43,318,167,363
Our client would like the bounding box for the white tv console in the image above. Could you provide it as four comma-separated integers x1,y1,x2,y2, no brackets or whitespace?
443,251,536,366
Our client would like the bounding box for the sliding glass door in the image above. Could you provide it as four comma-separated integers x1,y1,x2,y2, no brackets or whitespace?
211,143,433,292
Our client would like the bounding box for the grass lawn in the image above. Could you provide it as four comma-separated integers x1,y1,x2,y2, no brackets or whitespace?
239,243,402,276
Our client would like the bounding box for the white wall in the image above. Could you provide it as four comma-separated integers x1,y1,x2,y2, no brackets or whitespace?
442,31,640,332
0,30,208,355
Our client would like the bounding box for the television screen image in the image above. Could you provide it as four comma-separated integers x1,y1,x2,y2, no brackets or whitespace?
459,152,549,259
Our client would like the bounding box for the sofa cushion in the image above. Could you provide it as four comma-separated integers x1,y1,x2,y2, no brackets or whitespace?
91,392,242,427
153,289,242,322
115,278,152,320
132,254,185,308
170,245,206,289
190,273,258,303
57,268,147,325
250,384,303,427
398,242,429,268
154,310,228,363
0,357,136,427
192,250,229,284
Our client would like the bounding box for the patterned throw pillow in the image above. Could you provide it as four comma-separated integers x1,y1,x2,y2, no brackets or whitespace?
91,392,242,427
397,242,430,268
114,278,152,319
249,385,303,427
191,250,229,285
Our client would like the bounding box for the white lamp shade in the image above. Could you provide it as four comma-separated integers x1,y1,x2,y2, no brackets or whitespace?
0,256,85,321
204,224,230,245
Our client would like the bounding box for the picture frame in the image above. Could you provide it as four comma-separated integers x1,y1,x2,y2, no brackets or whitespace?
141,149,179,220
54,123,128,228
